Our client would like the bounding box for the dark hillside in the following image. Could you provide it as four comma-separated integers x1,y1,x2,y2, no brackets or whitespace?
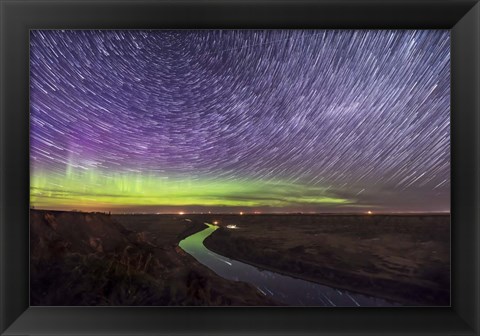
30,210,276,306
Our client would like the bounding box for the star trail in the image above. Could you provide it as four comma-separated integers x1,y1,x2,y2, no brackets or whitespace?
30,30,450,213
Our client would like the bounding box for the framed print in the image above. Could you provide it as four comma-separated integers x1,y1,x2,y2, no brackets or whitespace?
28,28,451,308
1,0,479,335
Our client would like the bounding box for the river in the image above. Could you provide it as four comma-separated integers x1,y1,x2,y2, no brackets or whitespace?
179,223,399,306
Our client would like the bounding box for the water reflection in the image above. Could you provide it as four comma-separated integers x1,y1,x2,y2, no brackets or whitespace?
179,224,399,306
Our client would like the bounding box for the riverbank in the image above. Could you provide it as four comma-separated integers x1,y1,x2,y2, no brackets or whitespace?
30,210,276,306
202,214,450,306
180,223,396,306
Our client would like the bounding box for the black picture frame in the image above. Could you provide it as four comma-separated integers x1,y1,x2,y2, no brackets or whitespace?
1,0,479,335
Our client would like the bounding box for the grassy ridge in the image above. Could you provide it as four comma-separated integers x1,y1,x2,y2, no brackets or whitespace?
30,210,276,306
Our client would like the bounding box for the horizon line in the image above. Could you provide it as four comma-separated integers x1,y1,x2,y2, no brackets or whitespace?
30,208,451,216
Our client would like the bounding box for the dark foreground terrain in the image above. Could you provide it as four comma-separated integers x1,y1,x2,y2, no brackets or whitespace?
201,214,450,306
31,210,450,306
30,210,275,306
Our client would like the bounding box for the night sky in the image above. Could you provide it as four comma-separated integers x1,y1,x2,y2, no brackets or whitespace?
30,30,450,213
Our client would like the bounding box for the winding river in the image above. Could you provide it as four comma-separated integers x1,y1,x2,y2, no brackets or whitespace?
179,223,399,306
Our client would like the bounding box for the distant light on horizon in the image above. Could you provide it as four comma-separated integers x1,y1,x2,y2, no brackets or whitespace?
29,30,450,213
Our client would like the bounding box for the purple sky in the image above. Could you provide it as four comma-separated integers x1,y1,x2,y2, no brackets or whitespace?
30,30,450,213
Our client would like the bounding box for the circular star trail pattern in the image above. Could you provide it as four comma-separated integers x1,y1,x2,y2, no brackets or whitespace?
30,30,450,213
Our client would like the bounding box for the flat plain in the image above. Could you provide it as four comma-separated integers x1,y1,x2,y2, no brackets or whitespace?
30,210,450,306
202,214,450,306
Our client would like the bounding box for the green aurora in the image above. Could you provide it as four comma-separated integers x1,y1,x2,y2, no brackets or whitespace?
30,168,353,212
29,31,451,214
